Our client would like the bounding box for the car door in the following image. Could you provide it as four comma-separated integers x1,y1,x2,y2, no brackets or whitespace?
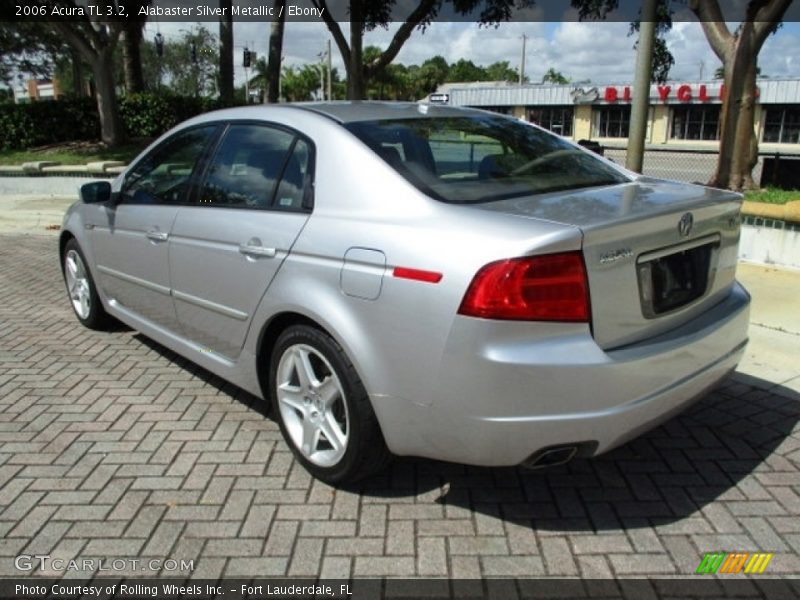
168,123,314,358
91,124,218,332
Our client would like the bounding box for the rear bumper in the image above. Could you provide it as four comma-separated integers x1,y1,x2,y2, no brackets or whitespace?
372,282,750,466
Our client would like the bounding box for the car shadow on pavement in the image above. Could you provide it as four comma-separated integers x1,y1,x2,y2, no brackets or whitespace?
357,375,800,531
131,333,798,531
133,334,269,416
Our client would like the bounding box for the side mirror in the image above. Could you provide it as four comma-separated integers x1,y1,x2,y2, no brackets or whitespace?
80,181,112,204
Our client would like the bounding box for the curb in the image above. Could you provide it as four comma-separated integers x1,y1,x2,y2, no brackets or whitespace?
742,200,800,224
0,161,125,177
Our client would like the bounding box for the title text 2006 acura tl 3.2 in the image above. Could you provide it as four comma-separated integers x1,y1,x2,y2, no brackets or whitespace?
59,102,749,484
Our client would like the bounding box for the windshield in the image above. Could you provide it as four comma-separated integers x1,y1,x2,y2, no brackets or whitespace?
345,114,629,203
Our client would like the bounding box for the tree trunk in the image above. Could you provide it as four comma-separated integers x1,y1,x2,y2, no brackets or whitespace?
121,23,145,94
731,53,759,190
218,0,234,105
93,49,125,146
711,23,759,191
347,9,365,100
71,49,85,97
266,0,286,103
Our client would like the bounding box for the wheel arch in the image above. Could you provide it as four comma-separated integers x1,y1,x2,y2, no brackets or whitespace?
58,230,76,270
255,311,332,401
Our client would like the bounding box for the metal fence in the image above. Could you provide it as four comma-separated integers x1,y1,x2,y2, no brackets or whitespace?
604,147,800,188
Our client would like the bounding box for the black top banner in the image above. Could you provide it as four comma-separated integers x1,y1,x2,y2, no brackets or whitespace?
4,0,800,24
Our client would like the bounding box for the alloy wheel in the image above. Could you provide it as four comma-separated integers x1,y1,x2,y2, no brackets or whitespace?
64,249,91,320
275,343,349,467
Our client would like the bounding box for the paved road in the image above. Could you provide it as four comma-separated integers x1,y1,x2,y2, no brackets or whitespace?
0,234,799,581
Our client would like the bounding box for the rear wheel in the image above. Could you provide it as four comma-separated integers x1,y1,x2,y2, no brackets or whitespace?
62,238,111,330
270,325,391,484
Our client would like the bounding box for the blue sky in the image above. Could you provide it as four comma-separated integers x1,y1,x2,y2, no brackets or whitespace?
142,19,800,88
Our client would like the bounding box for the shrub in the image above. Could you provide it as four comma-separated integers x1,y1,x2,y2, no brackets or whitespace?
0,92,230,150
0,97,99,150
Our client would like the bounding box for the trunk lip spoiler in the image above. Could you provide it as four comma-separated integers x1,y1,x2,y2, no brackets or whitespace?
636,233,721,264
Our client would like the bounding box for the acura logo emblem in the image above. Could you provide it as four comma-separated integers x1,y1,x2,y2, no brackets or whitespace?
678,212,693,237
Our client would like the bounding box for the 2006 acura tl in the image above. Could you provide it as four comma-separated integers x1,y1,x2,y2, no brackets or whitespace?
60,102,750,484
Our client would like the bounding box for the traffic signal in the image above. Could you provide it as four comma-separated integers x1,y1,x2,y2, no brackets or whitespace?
154,33,164,57
243,47,251,68
190,42,197,63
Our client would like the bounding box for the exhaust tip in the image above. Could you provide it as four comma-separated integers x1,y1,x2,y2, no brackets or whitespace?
521,441,598,470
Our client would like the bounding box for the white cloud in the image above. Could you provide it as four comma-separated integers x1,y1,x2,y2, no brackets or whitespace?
144,19,800,89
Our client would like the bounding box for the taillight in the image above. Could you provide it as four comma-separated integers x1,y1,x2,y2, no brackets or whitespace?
458,251,591,322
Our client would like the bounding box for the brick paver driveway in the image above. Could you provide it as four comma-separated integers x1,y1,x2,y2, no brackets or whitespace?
1,233,799,580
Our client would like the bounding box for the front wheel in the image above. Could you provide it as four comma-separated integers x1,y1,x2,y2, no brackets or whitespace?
62,238,112,330
270,325,391,484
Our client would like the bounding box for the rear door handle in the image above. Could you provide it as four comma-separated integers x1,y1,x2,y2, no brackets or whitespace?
146,229,169,242
239,243,276,258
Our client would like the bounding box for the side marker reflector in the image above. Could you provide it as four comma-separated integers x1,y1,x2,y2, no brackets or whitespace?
393,267,443,284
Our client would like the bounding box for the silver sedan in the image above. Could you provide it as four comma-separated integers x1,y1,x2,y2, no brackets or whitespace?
60,103,750,484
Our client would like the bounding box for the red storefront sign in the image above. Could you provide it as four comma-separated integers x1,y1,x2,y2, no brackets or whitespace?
603,83,735,103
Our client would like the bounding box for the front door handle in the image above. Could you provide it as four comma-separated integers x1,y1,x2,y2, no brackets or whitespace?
239,243,276,258
146,229,169,242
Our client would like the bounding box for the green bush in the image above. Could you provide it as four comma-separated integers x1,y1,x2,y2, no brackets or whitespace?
0,97,99,150
0,92,228,150
119,92,219,138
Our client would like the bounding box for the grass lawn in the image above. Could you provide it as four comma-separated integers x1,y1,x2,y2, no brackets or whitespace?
743,187,800,205
0,139,150,166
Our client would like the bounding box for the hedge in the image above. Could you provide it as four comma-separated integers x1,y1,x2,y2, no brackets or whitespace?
0,93,227,151
0,97,99,150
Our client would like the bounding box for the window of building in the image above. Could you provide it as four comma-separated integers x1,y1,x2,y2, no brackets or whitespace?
528,107,574,137
468,106,511,116
763,106,800,144
671,106,721,140
593,106,630,138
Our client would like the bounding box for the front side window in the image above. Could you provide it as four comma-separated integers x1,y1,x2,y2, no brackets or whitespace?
345,114,628,204
122,125,217,204
197,124,296,209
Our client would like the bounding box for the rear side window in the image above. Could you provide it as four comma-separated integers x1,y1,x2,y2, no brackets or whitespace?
273,139,312,210
198,124,295,209
345,115,628,203
122,125,217,205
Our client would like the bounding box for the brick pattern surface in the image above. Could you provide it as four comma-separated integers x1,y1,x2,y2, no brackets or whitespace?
0,234,799,578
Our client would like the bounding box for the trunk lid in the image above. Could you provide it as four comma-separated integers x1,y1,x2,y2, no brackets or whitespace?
473,178,743,349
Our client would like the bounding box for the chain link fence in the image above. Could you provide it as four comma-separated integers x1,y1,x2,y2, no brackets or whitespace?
603,147,762,186
603,147,800,188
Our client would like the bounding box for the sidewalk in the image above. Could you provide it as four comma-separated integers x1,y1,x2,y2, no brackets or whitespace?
1,192,797,397
735,262,800,395
0,195,76,234
1,234,799,579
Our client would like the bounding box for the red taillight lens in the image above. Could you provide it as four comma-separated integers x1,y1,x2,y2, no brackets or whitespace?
458,251,591,322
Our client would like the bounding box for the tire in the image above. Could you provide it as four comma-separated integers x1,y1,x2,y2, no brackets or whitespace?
62,238,112,330
270,324,392,484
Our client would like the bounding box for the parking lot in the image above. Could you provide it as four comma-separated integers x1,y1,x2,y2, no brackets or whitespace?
1,232,799,582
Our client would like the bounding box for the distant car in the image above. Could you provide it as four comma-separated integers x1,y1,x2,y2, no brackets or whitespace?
60,102,750,484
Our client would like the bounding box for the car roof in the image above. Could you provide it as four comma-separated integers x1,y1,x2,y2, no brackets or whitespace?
293,101,488,123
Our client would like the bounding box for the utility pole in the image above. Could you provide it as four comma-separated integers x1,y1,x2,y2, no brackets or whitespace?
699,60,705,80
519,34,527,85
326,39,332,101
626,0,657,173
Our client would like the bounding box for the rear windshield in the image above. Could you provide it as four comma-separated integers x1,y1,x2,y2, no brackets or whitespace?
345,114,628,203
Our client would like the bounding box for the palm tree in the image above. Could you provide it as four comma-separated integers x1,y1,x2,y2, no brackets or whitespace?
266,0,286,103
